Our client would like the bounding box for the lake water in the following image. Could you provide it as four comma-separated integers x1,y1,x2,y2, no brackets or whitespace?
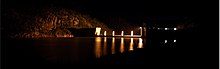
4,34,180,67
4,37,150,66
4,29,215,68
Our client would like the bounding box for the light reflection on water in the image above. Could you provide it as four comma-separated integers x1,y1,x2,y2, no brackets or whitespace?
103,37,107,56
95,37,102,58
138,38,143,48
129,38,134,51
8,36,181,65
95,37,144,58
111,37,115,55
120,38,124,53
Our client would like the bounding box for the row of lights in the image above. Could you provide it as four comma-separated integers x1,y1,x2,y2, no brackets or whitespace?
96,27,143,36
165,39,176,43
103,31,134,36
153,27,177,30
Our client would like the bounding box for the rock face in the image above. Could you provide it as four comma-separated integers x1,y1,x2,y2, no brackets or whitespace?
3,7,112,38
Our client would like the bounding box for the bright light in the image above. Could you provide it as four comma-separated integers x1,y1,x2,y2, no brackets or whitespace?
165,40,167,43
112,31,115,36
139,27,142,29
174,28,177,30
131,31,133,36
174,40,176,42
95,27,101,36
157,28,160,30
104,31,107,36
121,31,124,36
165,28,168,30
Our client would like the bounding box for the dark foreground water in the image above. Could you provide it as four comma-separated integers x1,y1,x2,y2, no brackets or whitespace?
4,37,146,64
2,30,218,68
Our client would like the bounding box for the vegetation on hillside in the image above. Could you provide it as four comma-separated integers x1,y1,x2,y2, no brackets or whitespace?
3,7,112,38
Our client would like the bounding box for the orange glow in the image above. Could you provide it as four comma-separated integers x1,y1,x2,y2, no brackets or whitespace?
138,38,143,48
95,37,102,58
103,37,107,56
104,37,107,42
120,38,124,53
111,37,115,54
104,31,107,36
121,31,124,36
131,31,133,36
129,38,134,51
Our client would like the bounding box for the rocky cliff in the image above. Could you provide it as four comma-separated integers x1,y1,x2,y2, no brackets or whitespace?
3,7,112,38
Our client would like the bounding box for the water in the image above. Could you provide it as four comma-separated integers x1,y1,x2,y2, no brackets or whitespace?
4,29,213,68
4,37,147,67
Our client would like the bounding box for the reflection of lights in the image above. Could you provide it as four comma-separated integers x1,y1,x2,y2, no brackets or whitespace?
95,37,101,58
103,37,107,56
104,31,107,36
174,40,176,42
95,37,101,42
138,38,143,48
129,38,134,51
165,28,168,30
120,38,124,53
165,40,167,43
95,27,101,36
104,37,107,42
112,31,115,36
174,28,177,30
131,31,133,36
111,37,115,54
121,31,124,36
112,37,115,42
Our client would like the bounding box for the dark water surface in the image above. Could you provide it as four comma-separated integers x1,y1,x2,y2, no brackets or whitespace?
4,37,147,66
3,30,218,68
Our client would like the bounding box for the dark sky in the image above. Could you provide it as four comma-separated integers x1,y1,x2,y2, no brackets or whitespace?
4,0,211,15
3,0,218,25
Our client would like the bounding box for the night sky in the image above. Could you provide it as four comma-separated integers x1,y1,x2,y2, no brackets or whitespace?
3,0,218,31
4,0,217,24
